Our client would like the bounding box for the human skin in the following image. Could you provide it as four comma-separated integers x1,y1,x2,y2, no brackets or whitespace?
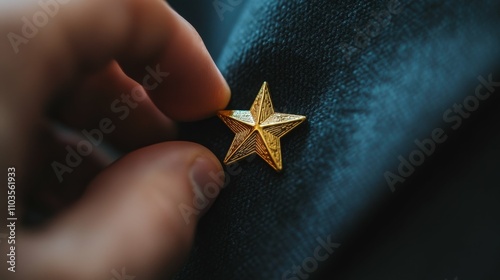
0,0,230,279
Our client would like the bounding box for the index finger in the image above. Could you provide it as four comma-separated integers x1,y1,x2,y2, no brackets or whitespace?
5,0,230,121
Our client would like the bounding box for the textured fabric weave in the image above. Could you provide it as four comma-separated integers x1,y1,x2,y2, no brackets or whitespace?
171,0,500,279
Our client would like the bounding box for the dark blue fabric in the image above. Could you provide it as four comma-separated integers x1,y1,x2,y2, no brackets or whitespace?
172,0,500,279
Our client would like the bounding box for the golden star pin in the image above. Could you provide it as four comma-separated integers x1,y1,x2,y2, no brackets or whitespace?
217,82,306,172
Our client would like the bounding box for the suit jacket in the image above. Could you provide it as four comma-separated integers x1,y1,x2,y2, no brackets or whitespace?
171,0,500,279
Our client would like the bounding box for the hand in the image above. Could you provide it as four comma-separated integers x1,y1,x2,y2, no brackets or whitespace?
0,0,230,279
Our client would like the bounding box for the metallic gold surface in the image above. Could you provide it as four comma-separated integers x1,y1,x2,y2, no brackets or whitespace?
218,82,306,171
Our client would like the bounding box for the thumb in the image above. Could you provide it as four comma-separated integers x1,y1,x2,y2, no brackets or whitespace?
15,142,225,280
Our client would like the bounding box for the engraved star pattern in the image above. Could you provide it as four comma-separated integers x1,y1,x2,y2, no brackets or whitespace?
218,82,306,171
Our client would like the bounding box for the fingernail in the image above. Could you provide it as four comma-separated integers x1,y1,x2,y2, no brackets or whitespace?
190,157,224,215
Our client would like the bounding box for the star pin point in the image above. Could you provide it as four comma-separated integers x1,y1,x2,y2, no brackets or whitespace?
218,82,306,172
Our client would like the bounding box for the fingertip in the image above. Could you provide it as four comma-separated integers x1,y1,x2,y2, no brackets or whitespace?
135,5,231,121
